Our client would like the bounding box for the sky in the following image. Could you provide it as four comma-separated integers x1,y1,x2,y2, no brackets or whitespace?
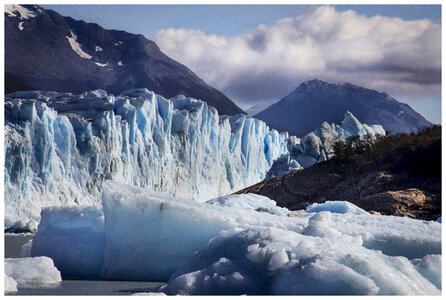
42,4,442,124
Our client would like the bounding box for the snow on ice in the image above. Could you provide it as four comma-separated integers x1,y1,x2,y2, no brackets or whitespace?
5,89,384,225
29,182,441,295
4,256,61,292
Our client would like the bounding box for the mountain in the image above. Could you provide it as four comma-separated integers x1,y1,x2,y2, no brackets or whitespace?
254,79,432,135
4,4,244,116
237,125,441,221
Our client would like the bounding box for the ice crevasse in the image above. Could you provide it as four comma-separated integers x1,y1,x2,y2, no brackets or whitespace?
4,89,385,224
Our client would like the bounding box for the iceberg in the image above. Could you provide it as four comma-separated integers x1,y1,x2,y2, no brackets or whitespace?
160,226,440,295
100,182,303,281
5,275,18,293
30,182,441,296
306,200,369,215
4,256,62,288
31,206,105,278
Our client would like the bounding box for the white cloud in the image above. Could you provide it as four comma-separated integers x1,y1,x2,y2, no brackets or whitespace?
154,6,441,113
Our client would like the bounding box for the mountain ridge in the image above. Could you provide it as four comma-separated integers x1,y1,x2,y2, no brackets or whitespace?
5,4,245,116
254,79,432,134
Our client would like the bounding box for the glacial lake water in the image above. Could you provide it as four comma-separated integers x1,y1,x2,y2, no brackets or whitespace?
10,280,166,295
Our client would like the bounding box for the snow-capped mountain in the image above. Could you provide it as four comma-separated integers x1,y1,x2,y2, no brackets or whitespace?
4,89,384,225
255,79,432,135
4,4,244,116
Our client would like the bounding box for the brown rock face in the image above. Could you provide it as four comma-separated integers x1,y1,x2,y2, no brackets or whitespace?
237,126,441,221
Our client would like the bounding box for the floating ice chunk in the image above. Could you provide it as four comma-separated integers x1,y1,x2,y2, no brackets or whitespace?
5,257,62,287
306,201,369,215
303,211,342,239
5,219,38,233
18,21,24,30
132,292,167,296
160,226,440,295
101,181,305,281
31,206,105,278
5,275,18,293
95,46,103,52
206,193,290,216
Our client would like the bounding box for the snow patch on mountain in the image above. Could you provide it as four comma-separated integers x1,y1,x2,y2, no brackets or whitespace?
66,30,93,60
94,62,108,67
5,4,39,19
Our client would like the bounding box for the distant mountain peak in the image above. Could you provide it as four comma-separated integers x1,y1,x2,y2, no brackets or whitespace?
255,79,432,135
296,78,329,92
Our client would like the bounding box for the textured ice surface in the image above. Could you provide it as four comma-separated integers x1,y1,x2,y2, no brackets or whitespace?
306,201,369,215
5,89,290,224
5,257,62,287
101,181,304,281
206,193,290,216
30,182,441,295
266,111,386,177
31,206,105,278
160,225,440,295
5,275,18,293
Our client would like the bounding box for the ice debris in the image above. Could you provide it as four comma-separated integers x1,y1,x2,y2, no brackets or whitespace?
306,200,369,215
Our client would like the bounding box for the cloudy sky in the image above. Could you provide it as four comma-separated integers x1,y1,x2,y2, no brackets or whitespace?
43,4,441,124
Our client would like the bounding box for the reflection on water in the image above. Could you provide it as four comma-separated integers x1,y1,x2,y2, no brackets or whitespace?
11,280,166,295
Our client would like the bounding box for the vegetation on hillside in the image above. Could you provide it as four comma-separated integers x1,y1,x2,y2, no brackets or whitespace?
332,125,441,177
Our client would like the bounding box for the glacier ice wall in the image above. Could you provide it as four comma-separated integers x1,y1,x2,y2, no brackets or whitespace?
4,89,385,224
4,89,289,223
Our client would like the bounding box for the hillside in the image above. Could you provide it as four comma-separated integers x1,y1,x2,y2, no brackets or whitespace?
5,5,244,116
237,125,441,221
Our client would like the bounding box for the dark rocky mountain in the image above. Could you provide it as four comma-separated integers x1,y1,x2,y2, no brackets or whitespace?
5,4,245,116
255,79,432,135
237,125,441,221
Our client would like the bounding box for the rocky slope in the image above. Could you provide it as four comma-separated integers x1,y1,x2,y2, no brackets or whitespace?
5,4,244,116
254,79,432,135
237,126,441,221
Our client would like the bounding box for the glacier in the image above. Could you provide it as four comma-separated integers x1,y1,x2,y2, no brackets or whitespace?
28,182,441,295
5,89,384,225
